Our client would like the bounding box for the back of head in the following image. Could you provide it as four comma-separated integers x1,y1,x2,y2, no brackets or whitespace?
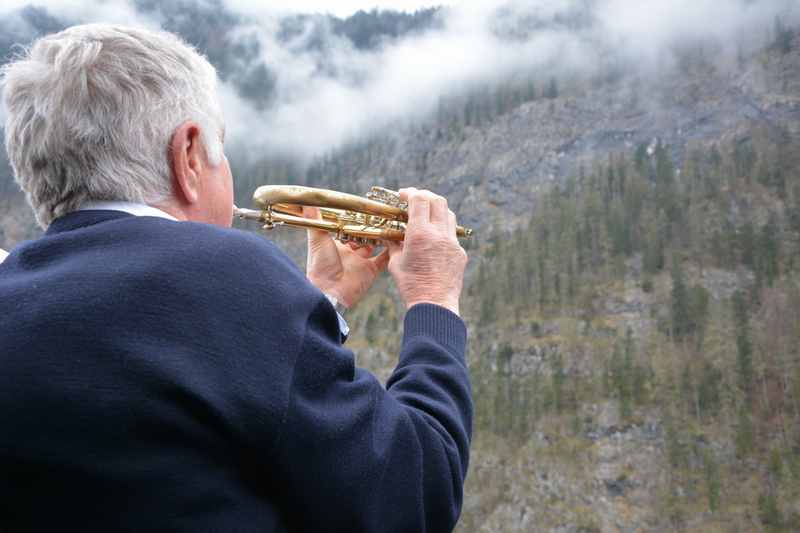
1,24,224,228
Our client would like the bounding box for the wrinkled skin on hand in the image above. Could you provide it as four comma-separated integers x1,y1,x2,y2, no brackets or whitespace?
385,188,468,316
303,206,390,309
303,188,468,316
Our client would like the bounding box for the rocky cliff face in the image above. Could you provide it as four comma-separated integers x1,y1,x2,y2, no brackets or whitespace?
314,35,800,237
322,37,800,533
1,18,799,533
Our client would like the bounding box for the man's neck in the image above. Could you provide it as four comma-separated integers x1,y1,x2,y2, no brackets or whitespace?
79,201,180,221
151,202,188,221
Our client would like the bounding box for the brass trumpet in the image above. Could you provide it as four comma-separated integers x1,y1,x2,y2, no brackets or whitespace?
234,185,474,247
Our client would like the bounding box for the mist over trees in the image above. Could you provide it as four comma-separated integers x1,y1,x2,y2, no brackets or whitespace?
0,2,443,114
1,0,797,163
1,1,800,530
281,7,442,50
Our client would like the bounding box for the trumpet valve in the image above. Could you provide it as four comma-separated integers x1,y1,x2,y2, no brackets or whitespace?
367,186,407,210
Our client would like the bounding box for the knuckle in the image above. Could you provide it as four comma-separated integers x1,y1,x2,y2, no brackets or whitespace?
408,191,424,203
418,231,438,246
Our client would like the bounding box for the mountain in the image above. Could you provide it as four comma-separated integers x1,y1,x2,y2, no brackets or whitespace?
272,22,800,533
2,2,800,531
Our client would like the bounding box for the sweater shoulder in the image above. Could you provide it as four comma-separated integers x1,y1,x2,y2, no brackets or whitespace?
169,221,291,263
105,217,316,306
140,219,302,277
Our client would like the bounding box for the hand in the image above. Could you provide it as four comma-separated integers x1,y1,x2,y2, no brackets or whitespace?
385,188,468,316
304,206,390,309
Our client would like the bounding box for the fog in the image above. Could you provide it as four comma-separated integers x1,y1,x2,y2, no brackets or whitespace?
222,0,452,18
1,0,798,162
223,0,796,160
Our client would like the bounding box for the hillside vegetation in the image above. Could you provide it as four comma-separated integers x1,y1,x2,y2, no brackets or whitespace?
318,31,800,532
1,3,800,531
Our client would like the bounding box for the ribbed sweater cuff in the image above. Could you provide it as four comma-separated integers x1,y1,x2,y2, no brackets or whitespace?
402,303,467,361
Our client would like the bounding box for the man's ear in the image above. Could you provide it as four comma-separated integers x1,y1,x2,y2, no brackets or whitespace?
169,121,205,205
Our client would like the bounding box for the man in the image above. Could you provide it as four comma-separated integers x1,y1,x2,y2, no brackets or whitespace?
0,24,471,532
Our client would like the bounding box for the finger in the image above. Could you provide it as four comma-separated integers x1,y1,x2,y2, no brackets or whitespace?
407,190,431,226
345,241,371,253
398,187,417,203
385,240,403,260
369,247,390,272
303,205,322,221
353,244,374,258
429,195,448,227
448,210,457,239
303,206,333,247
303,206,326,237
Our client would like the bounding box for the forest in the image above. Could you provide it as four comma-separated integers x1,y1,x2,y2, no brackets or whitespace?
459,127,800,529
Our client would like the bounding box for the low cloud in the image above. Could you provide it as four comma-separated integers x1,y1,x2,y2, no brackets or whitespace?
2,0,798,162
0,0,160,29
221,0,798,160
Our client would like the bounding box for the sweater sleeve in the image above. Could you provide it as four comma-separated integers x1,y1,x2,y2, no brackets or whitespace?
192,226,472,531
271,298,473,533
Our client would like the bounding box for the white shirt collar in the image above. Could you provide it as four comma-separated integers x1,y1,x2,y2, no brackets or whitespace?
79,201,178,221
0,248,8,264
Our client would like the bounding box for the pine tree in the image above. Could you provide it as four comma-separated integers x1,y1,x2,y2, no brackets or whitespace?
681,363,695,416
495,344,514,435
365,311,378,343
758,491,783,530
625,328,646,406
733,291,755,409
774,15,794,54
545,77,559,99
671,257,693,339
654,142,678,221
526,79,536,101
551,353,566,414
703,449,721,512
480,291,497,323
768,448,784,487
739,221,756,270
758,214,780,285
735,405,754,457
665,412,687,469
611,341,632,418
733,139,756,181
634,143,649,174
717,219,738,269
698,362,722,418
643,218,665,274
689,285,711,349
566,259,577,305
537,254,548,311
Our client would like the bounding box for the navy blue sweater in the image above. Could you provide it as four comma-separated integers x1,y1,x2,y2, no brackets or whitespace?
0,210,472,532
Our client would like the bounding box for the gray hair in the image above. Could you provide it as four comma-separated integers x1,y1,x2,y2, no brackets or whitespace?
1,24,224,228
